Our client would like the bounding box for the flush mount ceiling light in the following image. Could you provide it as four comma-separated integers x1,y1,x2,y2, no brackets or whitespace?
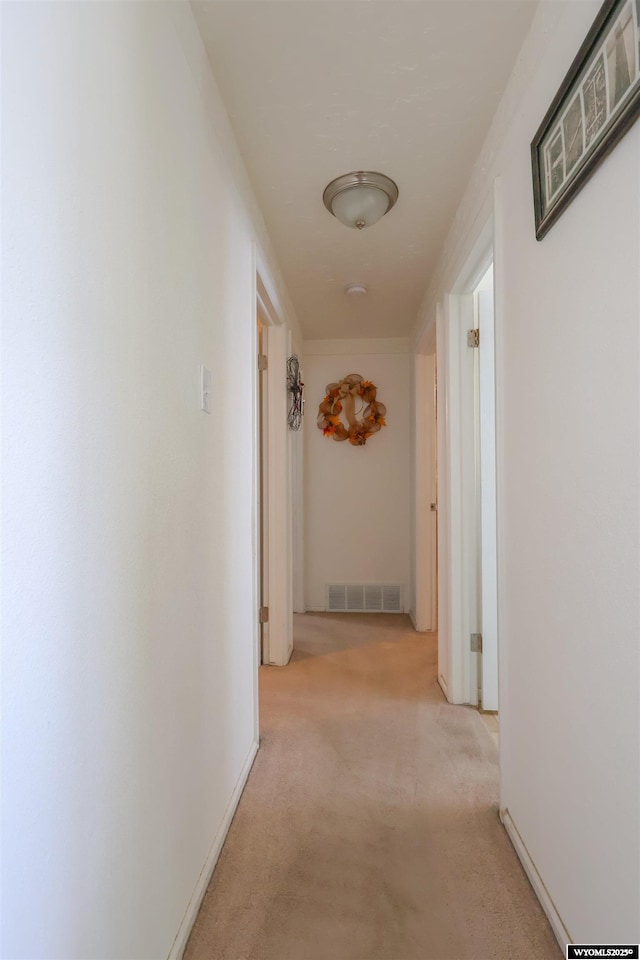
323,171,398,230
344,282,367,296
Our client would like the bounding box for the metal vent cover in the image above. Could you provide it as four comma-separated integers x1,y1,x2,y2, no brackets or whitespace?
325,584,403,613
327,584,347,611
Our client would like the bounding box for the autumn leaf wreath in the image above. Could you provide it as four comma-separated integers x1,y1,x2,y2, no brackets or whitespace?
317,374,386,447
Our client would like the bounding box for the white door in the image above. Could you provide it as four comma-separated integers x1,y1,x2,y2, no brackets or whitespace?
477,274,499,711
257,316,270,664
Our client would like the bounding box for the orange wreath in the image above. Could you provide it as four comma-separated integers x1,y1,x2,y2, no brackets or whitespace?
317,373,387,446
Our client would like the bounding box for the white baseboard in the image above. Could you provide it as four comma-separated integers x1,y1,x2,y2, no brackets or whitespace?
500,807,571,953
410,609,435,632
167,740,259,960
306,606,409,615
437,673,449,700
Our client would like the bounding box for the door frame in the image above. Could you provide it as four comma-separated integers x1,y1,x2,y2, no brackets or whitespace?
252,253,293,671
413,352,438,633
476,271,499,712
256,308,271,665
437,214,495,706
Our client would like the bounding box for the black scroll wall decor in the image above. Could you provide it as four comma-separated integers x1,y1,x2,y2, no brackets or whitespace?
286,355,304,431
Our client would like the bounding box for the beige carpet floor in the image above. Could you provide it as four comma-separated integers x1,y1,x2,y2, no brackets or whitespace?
184,613,561,960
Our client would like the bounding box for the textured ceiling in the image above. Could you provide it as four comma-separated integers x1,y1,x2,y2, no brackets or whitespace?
192,0,537,340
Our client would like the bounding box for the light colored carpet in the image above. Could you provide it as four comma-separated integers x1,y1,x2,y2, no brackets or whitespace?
184,613,560,960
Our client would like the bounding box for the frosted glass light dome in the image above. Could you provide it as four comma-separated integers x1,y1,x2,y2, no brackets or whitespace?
323,172,398,230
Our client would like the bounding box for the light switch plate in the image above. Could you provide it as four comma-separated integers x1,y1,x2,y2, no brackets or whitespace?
200,365,212,414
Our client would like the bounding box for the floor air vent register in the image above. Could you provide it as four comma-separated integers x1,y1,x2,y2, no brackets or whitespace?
326,584,403,613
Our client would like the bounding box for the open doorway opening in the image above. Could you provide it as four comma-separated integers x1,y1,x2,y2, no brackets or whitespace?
473,264,499,726
414,351,438,636
253,269,294,672
257,307,270,665
436,220,500,740
452,257,499,716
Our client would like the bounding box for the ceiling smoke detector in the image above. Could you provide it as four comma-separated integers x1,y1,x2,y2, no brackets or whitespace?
344,283,367,297
323,171,398,230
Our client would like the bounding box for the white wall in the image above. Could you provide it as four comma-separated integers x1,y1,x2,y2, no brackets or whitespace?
416,0,639,945
1,3,299,958
303,340,411,612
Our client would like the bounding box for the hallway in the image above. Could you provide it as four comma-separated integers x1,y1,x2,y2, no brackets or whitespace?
184,614,560,960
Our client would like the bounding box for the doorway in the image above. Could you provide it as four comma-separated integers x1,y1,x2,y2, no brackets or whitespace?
253,269,294,669
472,264,498,715
414,351,438,635
257,309,270,665
435,221,499,717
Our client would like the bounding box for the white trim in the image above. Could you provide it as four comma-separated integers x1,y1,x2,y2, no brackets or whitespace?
251,247,261,738
438,208,495,705
254,254,294,668
493,176,507,806
304,601,411,614
414,184,495,354
436,303,451,698
256,273,281,330
477,277,499,712
413,353,437,633
451,214,494,294
291,400,305,615
444,291,478,705
303,338,410,356
167,740,259,960
500,808,572,953
265,322,293,665
257,299,272,665
437,674,448,699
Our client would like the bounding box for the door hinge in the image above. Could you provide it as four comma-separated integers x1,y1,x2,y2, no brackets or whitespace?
259,605,269,624
258,354,268,371
470,632,483,653
467,329,480,348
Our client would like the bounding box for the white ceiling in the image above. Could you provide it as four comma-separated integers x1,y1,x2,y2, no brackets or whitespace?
193,0,537,340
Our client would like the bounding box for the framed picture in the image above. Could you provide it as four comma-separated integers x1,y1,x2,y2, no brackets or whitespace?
531,0,640,239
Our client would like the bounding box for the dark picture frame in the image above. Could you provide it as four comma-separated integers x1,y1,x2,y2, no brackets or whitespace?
531,0,640,239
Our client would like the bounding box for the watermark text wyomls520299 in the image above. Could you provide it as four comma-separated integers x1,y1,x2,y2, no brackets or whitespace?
567,946,639,959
